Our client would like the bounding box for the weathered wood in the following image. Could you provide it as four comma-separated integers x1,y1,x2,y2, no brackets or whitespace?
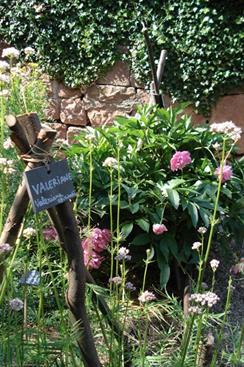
156,49,167,85
6,115,30,153
1,113,134,366
0,128,56,287
48,207,132,366
149,49,167,107
17,112,42,147
142,23,160,96
55,201,102,367
2,116,101,366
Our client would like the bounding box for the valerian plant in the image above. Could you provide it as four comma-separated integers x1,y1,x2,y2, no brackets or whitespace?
67,105,244,287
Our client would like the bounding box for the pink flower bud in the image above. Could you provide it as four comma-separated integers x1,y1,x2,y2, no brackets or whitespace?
214,164,232,183
43,227,58,241
152,224,168,235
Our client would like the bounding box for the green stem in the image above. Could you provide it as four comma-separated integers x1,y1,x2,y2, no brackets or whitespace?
141,309,150,367
198,139,226,289
115,145,121,277
180,315,195,367
236,322,244,363
142,259,149,293
109,169,114,293
88,141,93,231
210,277,232,367
194,315,203,367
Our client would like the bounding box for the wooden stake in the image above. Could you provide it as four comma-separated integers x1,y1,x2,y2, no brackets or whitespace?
55,201,101,367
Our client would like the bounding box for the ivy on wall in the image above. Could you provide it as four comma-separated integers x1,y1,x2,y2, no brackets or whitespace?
0,0,243,115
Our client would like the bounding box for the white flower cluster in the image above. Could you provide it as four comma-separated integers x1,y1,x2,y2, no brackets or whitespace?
23,227,36,239
2,47,20,59
24,47,35,56
190,291,220,308
103,157,118,168
3,138,14,150
0,74,10,84
210,121,242,142
188,306,202,315
0,60,10,72
0,158,15,174
0,243,12,255
109,276,122,285
138,290,156,303
9,298,24,311
115,247,131,261
192,241,202,250
197,227,207,234
210,259,220,272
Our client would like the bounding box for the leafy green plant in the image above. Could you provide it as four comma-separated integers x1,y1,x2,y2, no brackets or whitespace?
67,105,244,287
0,0,243,114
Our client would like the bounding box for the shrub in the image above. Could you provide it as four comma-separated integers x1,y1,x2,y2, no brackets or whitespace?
67,105,244,287
0,0,243,114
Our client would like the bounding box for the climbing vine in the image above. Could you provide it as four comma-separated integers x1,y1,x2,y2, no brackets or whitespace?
0,0,243,114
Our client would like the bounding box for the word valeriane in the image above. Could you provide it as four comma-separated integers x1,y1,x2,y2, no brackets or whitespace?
81,228,111,269
170,151,192,171
31,173,72,195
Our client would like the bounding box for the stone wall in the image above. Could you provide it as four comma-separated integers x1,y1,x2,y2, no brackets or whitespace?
46,61,244,154
45,61,149,144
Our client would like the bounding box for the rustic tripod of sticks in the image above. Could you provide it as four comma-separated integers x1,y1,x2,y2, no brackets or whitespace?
0,113,132,367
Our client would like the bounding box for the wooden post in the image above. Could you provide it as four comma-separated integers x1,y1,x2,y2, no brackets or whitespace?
0,113,102,367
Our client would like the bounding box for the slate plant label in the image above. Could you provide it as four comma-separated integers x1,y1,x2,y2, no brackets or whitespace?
24,159,76,213
19,270,41,286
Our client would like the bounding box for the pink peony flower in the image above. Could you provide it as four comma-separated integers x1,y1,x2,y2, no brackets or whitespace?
81,227,111,270
83,248,103,269
43,227,58,241
170,151,192,171
153,224,168,235
214,164,232,183
91,228,111,253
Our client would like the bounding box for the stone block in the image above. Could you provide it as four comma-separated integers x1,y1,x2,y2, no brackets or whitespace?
60,98,88,126
67,126,84,144
184,106,206,125
136,89,150,105
97,61,131,86
210,95,244,154
44,122,67,140
45,98,61,120
87,107,123,126
210,95,244,125
84,85,136,105
84,85,137,125
58,83,82,98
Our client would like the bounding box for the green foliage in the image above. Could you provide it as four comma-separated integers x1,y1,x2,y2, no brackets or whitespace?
67,105,244,287
0,0,243,114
